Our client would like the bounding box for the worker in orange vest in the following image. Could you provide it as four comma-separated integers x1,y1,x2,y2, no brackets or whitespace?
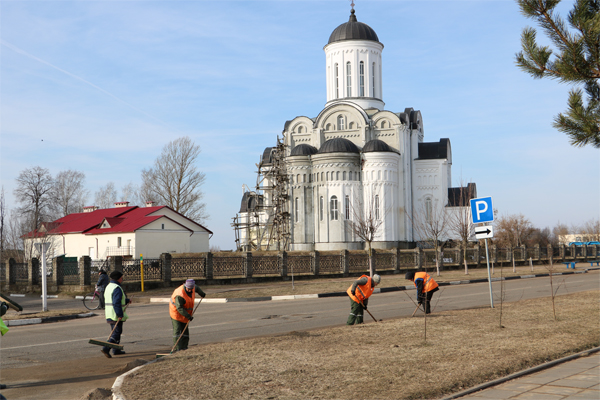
405,271,439,314
169,279,205,351
346,274,381,325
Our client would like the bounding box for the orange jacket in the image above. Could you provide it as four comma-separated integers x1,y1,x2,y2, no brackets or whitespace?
414,271,438,293
347,275,375,303
169,285,195,323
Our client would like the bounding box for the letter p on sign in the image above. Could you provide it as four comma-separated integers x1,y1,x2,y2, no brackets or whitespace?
470,197,494,224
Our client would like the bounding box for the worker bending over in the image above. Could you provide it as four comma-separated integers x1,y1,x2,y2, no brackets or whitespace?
405,271,439,314
346,274,381,325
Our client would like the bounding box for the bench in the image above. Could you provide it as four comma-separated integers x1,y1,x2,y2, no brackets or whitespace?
587,260,600,267
562,262,576,269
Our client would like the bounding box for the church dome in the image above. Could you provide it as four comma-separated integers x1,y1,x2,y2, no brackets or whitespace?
328,9,380,44
290,144,319,156
318,138,360,154
362,139,395,153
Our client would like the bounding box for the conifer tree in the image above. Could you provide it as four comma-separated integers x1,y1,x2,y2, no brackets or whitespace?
515,0,600,148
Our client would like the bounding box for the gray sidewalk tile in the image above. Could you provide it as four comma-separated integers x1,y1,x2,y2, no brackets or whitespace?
531,385,584,396
564,389,600,399
550,378,599,389
465,388,523,399
512,392,565,399
495,382,540,392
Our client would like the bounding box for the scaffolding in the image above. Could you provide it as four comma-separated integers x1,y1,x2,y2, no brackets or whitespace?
232,136,290,251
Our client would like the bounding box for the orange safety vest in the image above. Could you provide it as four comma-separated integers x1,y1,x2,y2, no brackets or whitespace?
347,275,375,304
414,271,439,293
169,285,195,323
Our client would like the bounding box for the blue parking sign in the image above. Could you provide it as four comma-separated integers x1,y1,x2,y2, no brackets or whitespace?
470,197,494,224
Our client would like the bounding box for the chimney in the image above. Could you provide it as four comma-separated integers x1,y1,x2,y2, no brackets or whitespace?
114,201,130,208
145,201,155,207
83,206,99,213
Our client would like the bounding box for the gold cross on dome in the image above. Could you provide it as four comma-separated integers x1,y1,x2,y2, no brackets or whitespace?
350,0,355,11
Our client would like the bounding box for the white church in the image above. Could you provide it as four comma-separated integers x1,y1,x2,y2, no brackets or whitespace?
234,7,476,252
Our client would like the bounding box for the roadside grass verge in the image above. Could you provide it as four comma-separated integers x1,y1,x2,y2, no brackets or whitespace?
121,290,599,400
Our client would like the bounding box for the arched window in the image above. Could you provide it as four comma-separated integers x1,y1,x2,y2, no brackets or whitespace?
321,172,324,181
325,123,332,131
319,196,324,221
345,195,350,220
303,174,306,183
425,197,433,223
349,171,353,181
372,62,376,97
335,63,339,99
326,172,330,181
337,114,345,130
359,61,365,97
296,174,300,183
295,197,299,222
375,195,380,220
343,171,346,180
336,171,340,180
298,126,303,133
346,62,352,97
349,121,354,129
330,196,339,220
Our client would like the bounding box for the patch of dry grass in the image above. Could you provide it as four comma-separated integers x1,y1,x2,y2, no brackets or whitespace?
2,308,89,320
122,290,599,400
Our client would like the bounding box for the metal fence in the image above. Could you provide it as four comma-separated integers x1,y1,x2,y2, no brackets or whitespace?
212,255,245,278
252,255,280,276
287,254,312,274
171,257,206,280
319,253,342,274
122,259,162,281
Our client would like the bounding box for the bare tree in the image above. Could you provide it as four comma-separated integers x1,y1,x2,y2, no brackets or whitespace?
581,218,600,242
141,136,208,224
347,187,385,277
14,166,54,232
121,182,140,206
50,169,87,217
494,213,534,248
552,222,569,245
95,182,117,209
411,198,450,276
446,182,477,275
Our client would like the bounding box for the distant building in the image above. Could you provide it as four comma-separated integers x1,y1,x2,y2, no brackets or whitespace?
23,202,212,259
234,7,476,251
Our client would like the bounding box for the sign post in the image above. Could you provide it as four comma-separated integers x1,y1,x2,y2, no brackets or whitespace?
140,254,144,292
34,242,51,312
470,197,495,308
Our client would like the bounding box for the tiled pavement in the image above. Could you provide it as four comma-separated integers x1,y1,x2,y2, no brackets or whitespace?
457,352,600,399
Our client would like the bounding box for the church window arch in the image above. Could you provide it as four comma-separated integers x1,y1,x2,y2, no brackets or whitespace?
359,61,365,96
336,171,340,180
345,195,350,220
298,126,303,133
372,62,376,97
325,123,332,131
349,121,354,129
335,63,339,99
319,196,324,221
326,172,330,181
303,174,306,183
297,174,300,183
343,171,346,180
375,195,380,220
337,115,345,130
346,62,352,97
295,197,299,223
330,196,339,220
321,172,324,181
425,197,433,223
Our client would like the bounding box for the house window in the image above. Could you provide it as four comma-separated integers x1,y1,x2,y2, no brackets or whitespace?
295,197,299,222
337,114,345,130
330,196,339,220
359,61,364,96
320,196,324,221
375,195,380,220
345,195,350,220
161,224,164,229
346,62,352,97
117,237,122,248
335,63,339,99
425,197,433,223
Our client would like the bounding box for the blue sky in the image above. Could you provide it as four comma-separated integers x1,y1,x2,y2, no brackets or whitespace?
1,0,598,250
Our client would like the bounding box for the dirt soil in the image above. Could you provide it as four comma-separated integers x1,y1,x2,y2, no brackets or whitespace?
120,290,600,400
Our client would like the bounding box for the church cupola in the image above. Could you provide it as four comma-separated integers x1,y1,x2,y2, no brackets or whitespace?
324,7,384,110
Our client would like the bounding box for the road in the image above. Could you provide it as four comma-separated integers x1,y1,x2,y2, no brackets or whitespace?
1,271,598,399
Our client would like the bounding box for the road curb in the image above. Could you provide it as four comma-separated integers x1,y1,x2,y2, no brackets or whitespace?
441,346,600,399
4,312,96,326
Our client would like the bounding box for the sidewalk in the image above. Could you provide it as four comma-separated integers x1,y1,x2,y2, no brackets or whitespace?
442,348,600,399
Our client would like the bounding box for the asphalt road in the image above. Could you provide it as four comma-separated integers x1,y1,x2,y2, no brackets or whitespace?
1,271,598,400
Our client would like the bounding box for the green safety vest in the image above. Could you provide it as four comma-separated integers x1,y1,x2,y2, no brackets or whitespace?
0,318,8,336
104,282,128,322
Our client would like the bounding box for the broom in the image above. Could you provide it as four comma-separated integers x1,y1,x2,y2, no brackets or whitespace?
88,303,129,351
157,297,203,358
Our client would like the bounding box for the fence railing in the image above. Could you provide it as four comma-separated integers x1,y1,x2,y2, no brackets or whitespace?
3,244,599,290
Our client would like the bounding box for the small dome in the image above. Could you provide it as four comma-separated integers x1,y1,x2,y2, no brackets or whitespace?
290,144,318,156
260,147,274,165
328,10,380,45
318,138,360,154
362,139,394,153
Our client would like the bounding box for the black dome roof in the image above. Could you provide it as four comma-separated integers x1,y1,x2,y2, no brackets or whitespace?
328,10,380,45
362,139,394,153
318,138,360,154
290,144,319,156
